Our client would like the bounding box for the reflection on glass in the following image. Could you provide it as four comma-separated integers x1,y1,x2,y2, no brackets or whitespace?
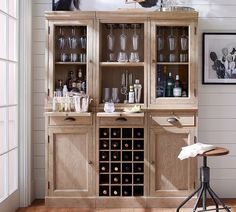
157,28,164,51
80,27,87,49
57,27,66,49
68,27,78,49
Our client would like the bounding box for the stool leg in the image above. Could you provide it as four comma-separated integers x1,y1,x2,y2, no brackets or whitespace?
176,186,202,212
206,185,219,212
193,185,205,212
202,185,207,210
208,186,231,212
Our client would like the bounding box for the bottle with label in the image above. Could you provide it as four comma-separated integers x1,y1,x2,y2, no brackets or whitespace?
166,72,174,97
156,66,167,97
66,71,75,91
128,85,135,103
62,84,68,97
55,79,63,97
173,74,182,97
71,81,79,93
76,69,83,92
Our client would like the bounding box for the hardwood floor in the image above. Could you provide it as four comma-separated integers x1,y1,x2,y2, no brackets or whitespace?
16,199,236,212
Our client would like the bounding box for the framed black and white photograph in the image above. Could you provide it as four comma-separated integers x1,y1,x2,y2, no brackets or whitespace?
203,33,236,84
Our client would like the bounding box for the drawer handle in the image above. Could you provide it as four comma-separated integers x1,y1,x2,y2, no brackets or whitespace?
88,160,93,165
64,117,76,122
167,117,178,124
115,117,127,122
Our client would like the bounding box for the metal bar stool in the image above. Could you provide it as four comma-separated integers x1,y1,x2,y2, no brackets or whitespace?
176,147,231,212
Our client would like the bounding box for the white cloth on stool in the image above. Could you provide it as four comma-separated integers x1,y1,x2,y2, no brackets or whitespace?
178,143,215,160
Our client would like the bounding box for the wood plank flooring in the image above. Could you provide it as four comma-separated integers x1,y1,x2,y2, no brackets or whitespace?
16,199,236,212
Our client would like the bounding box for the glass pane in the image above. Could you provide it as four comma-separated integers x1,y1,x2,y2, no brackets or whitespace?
8,18,17,61
8,148,18,195
8,107,17,150
0,108,7,155
0,0,7,13
9,0,17,18
0,14,7,59
0,154,8,203
0,61,7,106
8,63,17,105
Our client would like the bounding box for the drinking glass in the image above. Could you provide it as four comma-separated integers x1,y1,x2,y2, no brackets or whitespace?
168,27,177,51
117,52,128,62
57,27,66,49
80,27,87,49
157,28,164,51
68,27,78,49
103,87,110,102
180,28,188,51
120,24,127,51
111,88,120,103
132,24,139,51
107,24,115,51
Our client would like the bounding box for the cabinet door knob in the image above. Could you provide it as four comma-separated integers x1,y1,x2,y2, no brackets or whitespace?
64,117,76,121
115,117,127,122
150,160,155,165
167,117,178,124
88,160,93,165
152,59,156,63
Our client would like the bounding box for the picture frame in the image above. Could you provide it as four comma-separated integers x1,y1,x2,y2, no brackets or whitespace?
202,32,236,84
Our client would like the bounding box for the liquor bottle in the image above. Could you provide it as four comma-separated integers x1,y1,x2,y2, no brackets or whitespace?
156,66,167,97
71,81,79,93
55,79,63,96
66,71,75,91
62,84,68,97
166,72,174,97
173,74,182,97
76,69,83,92
128,85,135,103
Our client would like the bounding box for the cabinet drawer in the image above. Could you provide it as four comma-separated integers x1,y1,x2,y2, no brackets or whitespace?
151,114,195,127
98,116,144,126
49,116,92,126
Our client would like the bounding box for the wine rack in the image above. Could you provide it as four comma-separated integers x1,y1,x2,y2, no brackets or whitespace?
99,127,144,197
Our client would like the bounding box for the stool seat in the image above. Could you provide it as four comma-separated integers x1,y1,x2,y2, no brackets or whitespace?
177,146,231,212
198,147,229,157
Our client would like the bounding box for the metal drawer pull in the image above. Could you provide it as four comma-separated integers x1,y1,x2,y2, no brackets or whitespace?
115,117,127,122
64,117,76,121
167,117,178,124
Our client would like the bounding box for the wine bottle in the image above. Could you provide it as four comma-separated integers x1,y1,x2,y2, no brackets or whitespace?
166,72,174,97
103,189,108,195
173,74,182,97
100,151,108,160
101,166,106,171
113,190,118,195
112,151,120,160
113,177,119,183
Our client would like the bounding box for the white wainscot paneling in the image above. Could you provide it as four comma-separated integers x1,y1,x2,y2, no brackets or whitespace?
32,3,51,17
32,29,45,42
198,131,236,144
198,85,236,94
33,105,45,118
33,92,45,106
33,118,45,131
34,143,45,156
33,0,51,3
199,106,236,119
32,17,45,30
211,168,236,180
33,130,45,144
33,79,45,93
33,42,45,55
199,118,236,131
34,179,45,199
34,68,45,80
33,55,45,68
198,18,236,31
211,179,236,198
207,156,236,169
199,93,236,106
34,156,45,169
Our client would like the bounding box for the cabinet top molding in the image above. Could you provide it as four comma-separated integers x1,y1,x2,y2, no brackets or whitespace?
45,10,198,21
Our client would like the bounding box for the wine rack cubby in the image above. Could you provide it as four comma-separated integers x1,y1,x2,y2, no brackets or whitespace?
99,127,144,197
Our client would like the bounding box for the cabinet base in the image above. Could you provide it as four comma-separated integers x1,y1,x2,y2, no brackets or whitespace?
45,196,196,208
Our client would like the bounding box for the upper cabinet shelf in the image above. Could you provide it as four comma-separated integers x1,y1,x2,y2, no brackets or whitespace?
100,62,145,67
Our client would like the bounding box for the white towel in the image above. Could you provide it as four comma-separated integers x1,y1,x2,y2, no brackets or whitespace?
178,143,215,160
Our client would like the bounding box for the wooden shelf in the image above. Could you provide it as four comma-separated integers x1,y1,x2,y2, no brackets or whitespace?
100,62,145,67
55,62,87,65
156,62,189,65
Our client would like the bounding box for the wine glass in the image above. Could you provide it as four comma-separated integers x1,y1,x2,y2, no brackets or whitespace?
68,27,78,49
132,24,139,51
57,27,66,49
157,27,164,51
120,24,127,51
180,28,188,51
168,27,176,51
80,27,87,49
107,24,115,51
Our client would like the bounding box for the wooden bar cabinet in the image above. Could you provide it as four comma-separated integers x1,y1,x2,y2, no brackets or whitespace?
45,10,198,208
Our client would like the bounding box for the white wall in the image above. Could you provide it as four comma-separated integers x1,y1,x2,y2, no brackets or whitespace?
32,0,236,198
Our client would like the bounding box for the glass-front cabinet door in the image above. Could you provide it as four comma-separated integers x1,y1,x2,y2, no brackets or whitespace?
46,17,94,108
149,21,197,109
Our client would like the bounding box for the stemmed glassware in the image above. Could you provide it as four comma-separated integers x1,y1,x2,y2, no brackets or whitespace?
157,27,164,62
180,28,188,51
68,27,78,49
57,27,66,49
168,27,177,62
80,27,87,49
107,24,115,61
118,24,128,62
130,24,140,62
